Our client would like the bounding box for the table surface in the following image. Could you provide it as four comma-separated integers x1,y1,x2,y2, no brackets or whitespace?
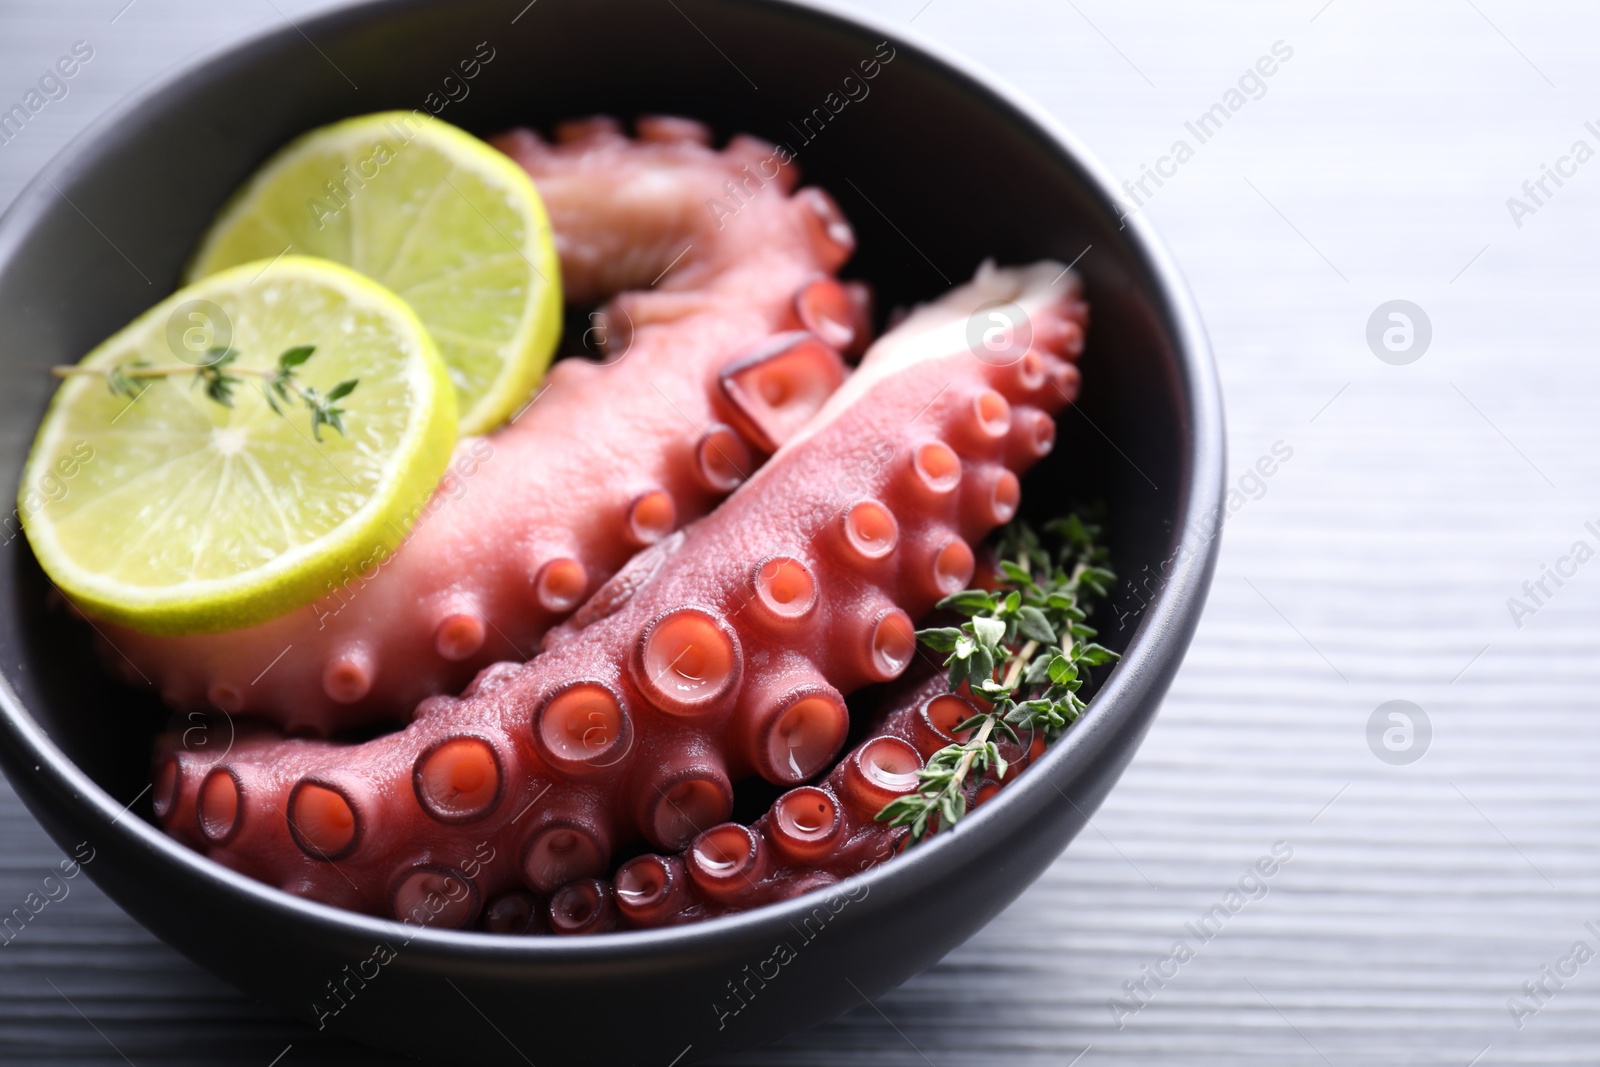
4,0,1599,1063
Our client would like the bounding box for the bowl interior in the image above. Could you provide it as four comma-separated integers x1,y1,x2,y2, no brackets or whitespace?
0,1,1212,1063
2,0,1185,797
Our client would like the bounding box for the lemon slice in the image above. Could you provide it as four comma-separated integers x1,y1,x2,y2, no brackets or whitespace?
186,111,560,435
19,256,457,635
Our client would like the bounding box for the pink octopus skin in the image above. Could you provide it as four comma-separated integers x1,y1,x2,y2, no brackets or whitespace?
99,116,861,738
150,260,1087,930
603,669,1047,931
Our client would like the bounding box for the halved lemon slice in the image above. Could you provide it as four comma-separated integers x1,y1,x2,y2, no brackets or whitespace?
19,256,457,635
187,111,561,435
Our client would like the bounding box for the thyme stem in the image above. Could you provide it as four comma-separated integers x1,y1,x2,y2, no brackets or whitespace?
876,512,1118,843
52,345,358,442
54,364,219,379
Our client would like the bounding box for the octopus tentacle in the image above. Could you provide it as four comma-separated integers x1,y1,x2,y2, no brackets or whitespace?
103,118,860,737
602,667,1051,928
150,260,1085,930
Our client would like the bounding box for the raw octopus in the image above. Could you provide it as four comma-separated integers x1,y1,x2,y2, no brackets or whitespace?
150,259,1087,932
100,116,864,737
595,668,1044,932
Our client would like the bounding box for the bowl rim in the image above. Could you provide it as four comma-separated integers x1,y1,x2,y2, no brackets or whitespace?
0,0,1225,966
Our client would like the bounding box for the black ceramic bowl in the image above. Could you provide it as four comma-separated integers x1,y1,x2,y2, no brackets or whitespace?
0,1,1223,1063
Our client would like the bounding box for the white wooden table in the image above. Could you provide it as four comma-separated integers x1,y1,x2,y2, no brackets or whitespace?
3,1,1597,1062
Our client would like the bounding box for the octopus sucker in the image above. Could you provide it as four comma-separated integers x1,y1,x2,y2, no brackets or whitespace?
548,879,617,935
149,256,1087,929
614,854,693,926
521,817,610,893
102,117,863,738
605,666,1061,927
412,735,503,822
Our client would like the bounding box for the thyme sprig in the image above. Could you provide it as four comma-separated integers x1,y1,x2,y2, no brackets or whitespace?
877,514,1118,843
53,345,358,442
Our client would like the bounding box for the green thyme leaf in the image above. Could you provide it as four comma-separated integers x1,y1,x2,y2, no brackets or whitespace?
277,345,316,370
1015,605,1056,644
937,590,997,616
876,511,1120,843
918,626,965,653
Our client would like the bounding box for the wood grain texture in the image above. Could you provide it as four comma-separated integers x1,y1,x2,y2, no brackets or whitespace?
3,0,1598,1063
